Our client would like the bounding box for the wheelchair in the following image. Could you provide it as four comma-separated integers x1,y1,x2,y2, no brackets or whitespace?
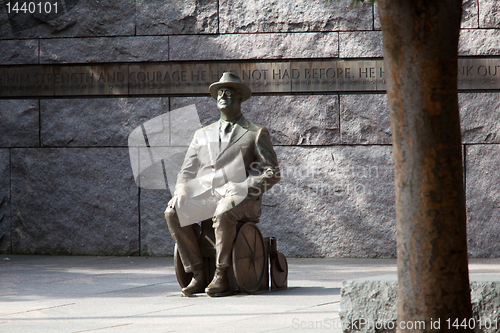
174,219,288,294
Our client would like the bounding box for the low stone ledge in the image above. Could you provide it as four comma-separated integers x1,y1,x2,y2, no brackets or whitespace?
340,276,500,333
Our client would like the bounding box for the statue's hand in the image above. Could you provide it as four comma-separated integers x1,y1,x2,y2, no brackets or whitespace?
222,181,248,198
214,181,248,217
167,188,188,209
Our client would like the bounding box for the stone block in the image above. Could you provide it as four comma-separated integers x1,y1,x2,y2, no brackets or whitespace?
339,32,383,58
0,100,39,148
0,3,12,38
140,189,174,257
462,0,479,28
459,29,500,56
169,33,339,61
466,144,500,258
136,0,217,35
171,95,340,146
460,93,500,143
219,0,373,33
374,3,380,30
340,278,398,332
479,0,500,28
0,149,10,254
340,277,500,333
0,0,135,39
340,94,391,145
40,37,169,63
40,98,169,147
470,281,500,329
260,145,396,258
0,39,38,65
11,148,139,255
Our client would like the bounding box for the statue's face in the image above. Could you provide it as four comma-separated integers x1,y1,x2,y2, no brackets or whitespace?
217,88,239,110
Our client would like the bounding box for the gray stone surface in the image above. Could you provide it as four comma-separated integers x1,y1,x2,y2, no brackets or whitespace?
462,0,479,28
460,93,500,143
0,0,135,39
260,145,396,258
479,0,500,28
340,94,391,145
136,0,217,35
40,37,169,63
11,148,139,255
340,279,398,333
466,144,500,258
40,98,169,147
139,189,174,257
340,277,500,333
0,100,39,148
171,95,340,146
459,29,500,55
374,3,380,30
339,32,383,59
470,281,500,330
169,32,339,61
219,0,373,33
170,97,218,129
0,39,38,65
0,149,10,253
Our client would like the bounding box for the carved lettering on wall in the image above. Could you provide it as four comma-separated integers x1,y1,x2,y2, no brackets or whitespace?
0,58,498,98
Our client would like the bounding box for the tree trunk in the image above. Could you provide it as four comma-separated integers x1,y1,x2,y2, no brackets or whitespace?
377,1,472,331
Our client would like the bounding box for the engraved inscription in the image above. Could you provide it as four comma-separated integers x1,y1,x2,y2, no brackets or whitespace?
1,58,499,98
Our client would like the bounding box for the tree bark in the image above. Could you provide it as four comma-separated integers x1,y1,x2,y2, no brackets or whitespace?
377,1,472,331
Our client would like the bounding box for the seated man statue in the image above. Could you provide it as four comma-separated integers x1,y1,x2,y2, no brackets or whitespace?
165,72,280,297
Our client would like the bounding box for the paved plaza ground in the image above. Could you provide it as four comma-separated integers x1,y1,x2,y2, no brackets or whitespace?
1,255,499,333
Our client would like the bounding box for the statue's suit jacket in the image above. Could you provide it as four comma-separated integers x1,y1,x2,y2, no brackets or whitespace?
175,115,280,221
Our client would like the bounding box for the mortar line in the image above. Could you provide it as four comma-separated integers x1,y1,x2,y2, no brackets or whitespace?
138,179,141,256
217,0,220,34
463,144,467,225
38,99,41,147
337,93,341,141
9,148,12,255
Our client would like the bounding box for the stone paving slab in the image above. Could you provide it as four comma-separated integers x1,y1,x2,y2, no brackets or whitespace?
0,256,498,333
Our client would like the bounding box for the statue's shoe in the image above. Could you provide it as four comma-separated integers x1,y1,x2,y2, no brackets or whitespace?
181,270,205,296
205,268,236,297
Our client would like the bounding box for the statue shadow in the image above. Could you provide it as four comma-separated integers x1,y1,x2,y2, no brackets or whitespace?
264,286,340,296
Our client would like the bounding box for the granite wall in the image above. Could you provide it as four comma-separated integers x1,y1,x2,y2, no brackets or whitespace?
1,0,499,257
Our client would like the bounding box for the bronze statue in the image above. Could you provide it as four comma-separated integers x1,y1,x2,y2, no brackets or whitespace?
165,72,280,297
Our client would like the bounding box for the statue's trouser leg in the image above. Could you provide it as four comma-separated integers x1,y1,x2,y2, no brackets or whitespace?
165,207,203,273
212,196,262,269
212,209,238,269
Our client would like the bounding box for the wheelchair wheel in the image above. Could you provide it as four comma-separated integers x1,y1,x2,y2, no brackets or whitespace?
232,223,266,294
174,243,193,288
271,251,288,289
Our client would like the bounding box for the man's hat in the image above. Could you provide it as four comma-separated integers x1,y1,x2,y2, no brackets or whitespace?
209,72,252,102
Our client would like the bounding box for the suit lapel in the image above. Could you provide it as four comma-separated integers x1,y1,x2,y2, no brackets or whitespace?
204,120,220,165
217,117,250,159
